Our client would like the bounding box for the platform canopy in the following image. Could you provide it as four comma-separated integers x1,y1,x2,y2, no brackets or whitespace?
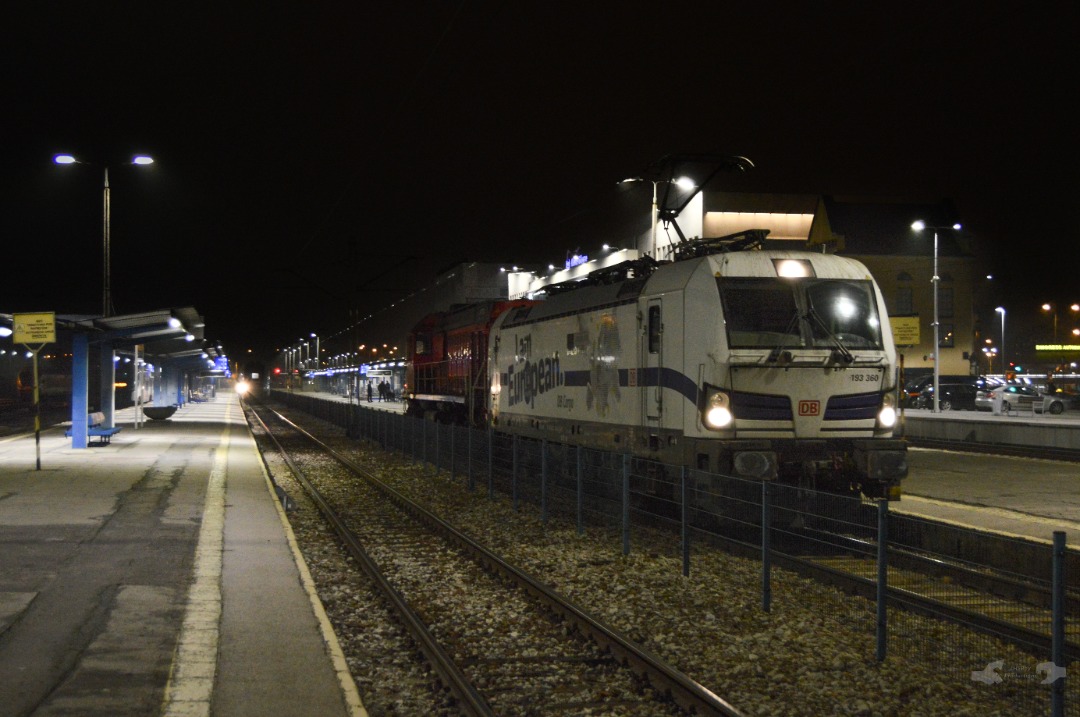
66,307,211,362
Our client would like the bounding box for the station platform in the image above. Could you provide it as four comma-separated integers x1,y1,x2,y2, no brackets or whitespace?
0,391,366,717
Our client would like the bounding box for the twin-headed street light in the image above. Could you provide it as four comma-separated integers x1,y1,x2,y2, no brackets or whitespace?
911,220,962,413
54,154,155,317
1040,302,1080,342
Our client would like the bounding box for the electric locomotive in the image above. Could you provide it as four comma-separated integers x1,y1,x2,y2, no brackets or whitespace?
487,233,906,499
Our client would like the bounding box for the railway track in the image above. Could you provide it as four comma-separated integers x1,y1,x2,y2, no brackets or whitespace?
774,531,1079,662
904,434,1080,462
246,400,742,717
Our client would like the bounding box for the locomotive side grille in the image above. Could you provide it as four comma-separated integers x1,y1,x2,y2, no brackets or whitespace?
824,392,880,421
730,391,792,421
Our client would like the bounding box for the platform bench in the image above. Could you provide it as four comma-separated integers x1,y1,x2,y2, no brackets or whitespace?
65,412,123,445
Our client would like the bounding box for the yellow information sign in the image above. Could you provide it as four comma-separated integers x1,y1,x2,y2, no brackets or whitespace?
13,312,56,344
890,316,920,347
1035,344,1080,353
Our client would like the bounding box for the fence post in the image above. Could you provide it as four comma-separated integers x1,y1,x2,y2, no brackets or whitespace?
761,480,772,612
576,446,584,535
1052,531,1066,717
541,439,548,524
681,467,690,578
512,434,519,511
487,425,494,499
434,421,441,475
876,498,889,661
467,424,474,492
622,454,630,556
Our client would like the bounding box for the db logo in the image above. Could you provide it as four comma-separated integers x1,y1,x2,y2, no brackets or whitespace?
798,400,820,416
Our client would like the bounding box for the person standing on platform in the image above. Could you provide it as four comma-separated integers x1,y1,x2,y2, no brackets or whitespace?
367,382,373,402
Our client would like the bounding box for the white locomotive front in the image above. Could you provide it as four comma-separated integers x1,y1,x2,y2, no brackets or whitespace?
489,240,906,499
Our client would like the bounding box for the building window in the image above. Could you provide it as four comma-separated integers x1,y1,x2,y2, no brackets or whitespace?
895,286,914,315
939,287,954,319
938,322,955,348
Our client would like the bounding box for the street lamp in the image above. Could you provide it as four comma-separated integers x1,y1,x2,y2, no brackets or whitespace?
995,307,1006,374
310,332,320,369
911,220,962,413
54,154,154,317
1040,302,1079,342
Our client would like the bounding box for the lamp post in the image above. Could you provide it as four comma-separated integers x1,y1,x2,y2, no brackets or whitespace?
1041,300,1075,343
995,307,1006,374
54,154,154,317
911,220,961,413
310,332,320,370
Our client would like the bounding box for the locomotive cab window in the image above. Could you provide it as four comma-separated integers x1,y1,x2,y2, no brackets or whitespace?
648,305,661,353
718,278,883,350
415,335,432,355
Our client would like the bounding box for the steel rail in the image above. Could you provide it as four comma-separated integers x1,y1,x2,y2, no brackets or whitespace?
246,403,496,717
259,402,745,717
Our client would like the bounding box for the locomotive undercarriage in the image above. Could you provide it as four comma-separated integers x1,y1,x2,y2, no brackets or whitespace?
495,411,905,501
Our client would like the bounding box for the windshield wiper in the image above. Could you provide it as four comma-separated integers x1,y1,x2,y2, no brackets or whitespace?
804,309,854,364
767,311,802,363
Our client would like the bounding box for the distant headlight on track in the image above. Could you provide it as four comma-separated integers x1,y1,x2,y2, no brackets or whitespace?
236,380,250,396
878,392,896,428
703,388,733,429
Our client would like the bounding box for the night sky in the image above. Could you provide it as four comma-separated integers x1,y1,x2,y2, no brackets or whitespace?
3,3,1076,363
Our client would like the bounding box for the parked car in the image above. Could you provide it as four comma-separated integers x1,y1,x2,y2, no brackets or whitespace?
902,374,935,407
976,383,1041,413
915,382,979,411
905,374,995,408
913,376,1000,410
1036,390,1080,415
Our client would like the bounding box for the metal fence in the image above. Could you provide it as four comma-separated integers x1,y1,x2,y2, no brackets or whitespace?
275,392,1076,716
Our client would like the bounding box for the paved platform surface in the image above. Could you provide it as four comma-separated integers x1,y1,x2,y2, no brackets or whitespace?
0,391,366,717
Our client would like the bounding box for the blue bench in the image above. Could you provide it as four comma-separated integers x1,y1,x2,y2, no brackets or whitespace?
65,412,123,445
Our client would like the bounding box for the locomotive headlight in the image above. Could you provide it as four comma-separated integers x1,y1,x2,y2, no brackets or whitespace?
877,392,897,429
490,372,501,396
703,389,733,429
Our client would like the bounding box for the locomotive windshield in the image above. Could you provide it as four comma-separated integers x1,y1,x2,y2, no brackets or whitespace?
718,278,883,350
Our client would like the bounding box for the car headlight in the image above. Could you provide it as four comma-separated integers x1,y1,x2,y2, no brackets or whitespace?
704,388,733,429
878,391,897,428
